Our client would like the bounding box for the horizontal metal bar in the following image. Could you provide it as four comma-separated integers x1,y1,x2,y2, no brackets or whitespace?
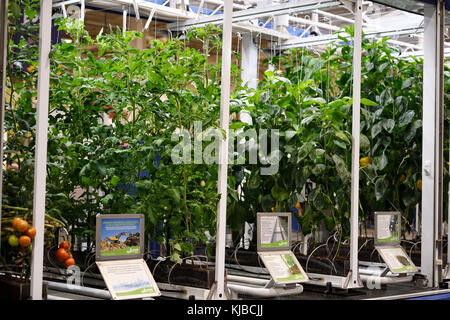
87,0,197,19
52,0,81,8
167,0,342,31
274,26,425,50
46,280,112,300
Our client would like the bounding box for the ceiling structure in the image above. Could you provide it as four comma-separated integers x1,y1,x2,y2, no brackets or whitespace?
51,0,450,59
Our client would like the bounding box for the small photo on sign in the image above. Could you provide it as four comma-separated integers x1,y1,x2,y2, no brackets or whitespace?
100,218,141,257
260,216,289,248
376,213,399,243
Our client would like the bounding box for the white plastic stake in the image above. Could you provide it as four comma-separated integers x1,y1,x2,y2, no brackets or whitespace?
30,0,52,300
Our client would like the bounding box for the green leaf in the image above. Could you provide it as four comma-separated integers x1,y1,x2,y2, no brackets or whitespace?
110,175,120,187
168,188,181,203
332,154,350,181
323,215,335,232
173,243,182,251
360,134,370,152
382,119,395,133
248,172,260,189
171,252,182,264
371,121,383,139
271,184,290,202
374,153,388,171
285,130,296,141
335,130,350,144
398,110,415,127
375,176,388,200
361,98,378,106
401,78,413,90
334,139,347,149
314,149,325,157
312,164,326,176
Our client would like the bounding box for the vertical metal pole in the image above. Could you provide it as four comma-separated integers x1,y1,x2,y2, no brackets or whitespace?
347,0,363,289
213,0,232,300
80,0,85,22
30,0,52,300
122,7,127,35
240,33,258,89
422,3,436,287
434,0,444,287
0,0,8,254
422,1,444,288
447,121,450,279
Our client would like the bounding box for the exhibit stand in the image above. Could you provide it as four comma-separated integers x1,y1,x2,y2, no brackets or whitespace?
95,214,161,300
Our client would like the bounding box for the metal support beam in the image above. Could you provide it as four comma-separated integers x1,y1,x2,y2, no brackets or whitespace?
122,6,128,34
167,0,342,31
212,0,232,301
274,26,425,51
240,33,258,89
0,0,8,255
30,0,52,300
422,1,445,288
347,0,363,289
80,0,85,21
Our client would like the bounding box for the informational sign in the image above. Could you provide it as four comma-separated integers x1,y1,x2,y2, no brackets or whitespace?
374,212,400,246
258,251,308,284
96,259,161,300
257,212,291,251
96,214,144,261
377,246,418,274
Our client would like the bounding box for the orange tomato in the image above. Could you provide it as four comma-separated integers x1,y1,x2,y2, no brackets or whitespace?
64,258,75,267
12,217,21,229
15,219,29,233
25,226,36,239
19,235,31,248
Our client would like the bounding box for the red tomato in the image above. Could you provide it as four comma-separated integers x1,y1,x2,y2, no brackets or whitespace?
64,258,76,267
59,240,70,250
56,248,70,262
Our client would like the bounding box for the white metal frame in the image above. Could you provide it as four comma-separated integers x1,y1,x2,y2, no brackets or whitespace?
0,0,8,254
421,0,445,288
15,0,450,300
347,0,363,289
30,0,52,300
212,0,232,300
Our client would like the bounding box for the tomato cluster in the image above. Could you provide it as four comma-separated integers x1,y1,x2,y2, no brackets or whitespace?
8,217,36,252
56,241,76,268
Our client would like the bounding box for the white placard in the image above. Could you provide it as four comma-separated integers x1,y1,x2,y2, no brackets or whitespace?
97,259,161,300
377,246,418,274
259,251,308,284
